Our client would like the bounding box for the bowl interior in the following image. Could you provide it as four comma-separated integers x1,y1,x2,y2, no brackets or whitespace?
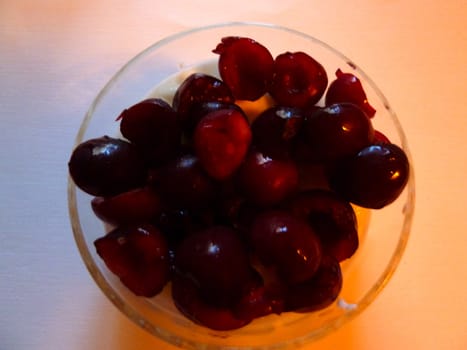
68,22,415,350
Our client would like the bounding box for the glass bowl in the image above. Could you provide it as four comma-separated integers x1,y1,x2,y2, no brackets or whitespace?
68,22,415,350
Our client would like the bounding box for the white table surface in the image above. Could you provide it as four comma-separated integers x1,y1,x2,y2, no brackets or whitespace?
1,1,466,349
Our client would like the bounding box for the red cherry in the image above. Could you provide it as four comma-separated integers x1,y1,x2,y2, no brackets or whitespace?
328,143,410,209
171,274,251,330
194,108,252,180
269,51,328,109
118,98,181,165
251,106,304,159
249,210,322,284
285,189,358,262
68,136,146,197
91,187,163,227
302,103,375,163
174,226,254,306
213,36,274,100
325,69,376,118
237,150,299,206
94,224,170,297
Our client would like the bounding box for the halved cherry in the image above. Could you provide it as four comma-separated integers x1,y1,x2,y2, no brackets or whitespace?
94,224,170,297
91,187,163,227
285,189,358,262
213,36,274,101
325,68,376,118
269,51,328,109
194,108,252,180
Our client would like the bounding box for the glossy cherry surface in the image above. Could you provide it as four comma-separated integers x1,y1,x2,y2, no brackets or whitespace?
68,136,146,197
328,143,410,209
302,103,374,163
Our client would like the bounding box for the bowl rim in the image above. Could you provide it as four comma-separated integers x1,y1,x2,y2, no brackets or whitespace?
68,21,416,349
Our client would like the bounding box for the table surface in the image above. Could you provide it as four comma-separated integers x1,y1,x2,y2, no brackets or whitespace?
1,1,466,349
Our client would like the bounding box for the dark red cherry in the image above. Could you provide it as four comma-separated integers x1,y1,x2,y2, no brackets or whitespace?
174,226,254,306
328,143,410,209
325,69,376,118
249,210,322,284
118,98,181,165
184,101,244,138
302,103,374,163
172,73,234,128
213,36,274,100
171,273,251,330
251,106,304,159
237,150,299,206
194,108,252,180
152,154,217,210
94,224,170,297
68,136,146,197
286,189,358,262
269,51,328,109
91,187,163,227
284,255,342,311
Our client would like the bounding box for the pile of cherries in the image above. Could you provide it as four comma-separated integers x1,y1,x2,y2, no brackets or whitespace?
68,36,410,330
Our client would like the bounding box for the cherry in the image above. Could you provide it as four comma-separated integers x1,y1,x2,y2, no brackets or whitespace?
172,73,234,130
91,187,163,227
285,189,358,262
151,154,217,210
213,36,274,100
249,210,322,284
68,136,146,197
302,103,374,163
171,273,251,330
325,68,376,118
194,108,252,180
328,143,410,209
184,101,244,138
174,226,255,306
251,106,304,159
94,224,170,297
284,255,342,312
237,150,299,206
269,51,328,109
118,98,181,165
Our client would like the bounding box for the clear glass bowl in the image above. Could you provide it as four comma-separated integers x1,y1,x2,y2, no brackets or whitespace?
68,22,415,350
